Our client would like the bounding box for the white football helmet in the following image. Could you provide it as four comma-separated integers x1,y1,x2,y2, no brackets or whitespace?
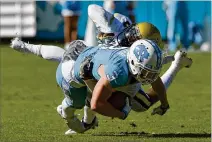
127,39,163,84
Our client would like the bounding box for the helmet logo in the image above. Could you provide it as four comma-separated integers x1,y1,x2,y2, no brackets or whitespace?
133,45,150,63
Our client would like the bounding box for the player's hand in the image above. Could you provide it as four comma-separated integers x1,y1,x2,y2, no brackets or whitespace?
121,97,131,120
163,55,175,64
151,104,170,116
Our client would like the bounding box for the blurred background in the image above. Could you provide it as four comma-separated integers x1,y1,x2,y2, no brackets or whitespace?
0,1,211,52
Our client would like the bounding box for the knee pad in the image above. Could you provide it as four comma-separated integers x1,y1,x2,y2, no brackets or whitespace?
62,40,87,61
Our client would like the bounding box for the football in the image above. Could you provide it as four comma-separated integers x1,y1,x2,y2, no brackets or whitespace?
108,91,128,110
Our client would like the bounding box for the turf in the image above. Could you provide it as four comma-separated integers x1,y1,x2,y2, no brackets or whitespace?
0,44,211,142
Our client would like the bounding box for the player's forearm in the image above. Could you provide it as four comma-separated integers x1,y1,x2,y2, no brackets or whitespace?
91,75,125,119
151,77,169,106
91,85,125,119
90,100,125,119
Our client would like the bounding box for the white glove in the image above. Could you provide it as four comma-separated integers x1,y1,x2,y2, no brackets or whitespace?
121,97,131,120
151,104,170,116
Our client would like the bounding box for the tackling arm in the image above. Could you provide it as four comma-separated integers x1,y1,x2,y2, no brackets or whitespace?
149,77,170,115
150,77,169,107
131,77,169,115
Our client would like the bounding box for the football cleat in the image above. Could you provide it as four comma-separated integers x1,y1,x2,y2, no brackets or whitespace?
10,37,29,52
64,116,98,135
172,50,193,69
56,105,76,135
82,116,99,130
65,129,77,135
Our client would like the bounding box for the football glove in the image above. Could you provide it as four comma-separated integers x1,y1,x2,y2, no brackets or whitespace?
151,104,170,116
121,97,131,120
163,55,175,65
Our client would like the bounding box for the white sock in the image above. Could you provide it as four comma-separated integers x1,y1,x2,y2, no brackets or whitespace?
161,64,181,90
24,43,42,56
83,105,96,124
25,43,65,62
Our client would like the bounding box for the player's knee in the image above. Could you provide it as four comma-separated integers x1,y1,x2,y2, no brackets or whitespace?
88,4,104,21
88,4,98,17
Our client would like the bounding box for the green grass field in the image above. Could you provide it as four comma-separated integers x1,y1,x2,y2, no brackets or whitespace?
0,44,211,142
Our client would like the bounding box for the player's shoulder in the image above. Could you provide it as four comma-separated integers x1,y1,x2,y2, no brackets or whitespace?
109,48,129,63
78,46,99,56
105,51,129,88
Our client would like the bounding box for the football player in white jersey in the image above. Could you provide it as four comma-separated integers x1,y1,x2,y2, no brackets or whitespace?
88,4,165,51
8,5,132,62
87,4,132,45
9,4,166,64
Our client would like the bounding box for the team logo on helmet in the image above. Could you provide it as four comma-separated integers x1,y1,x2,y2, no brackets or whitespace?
133,45,150,63
127,39,163,85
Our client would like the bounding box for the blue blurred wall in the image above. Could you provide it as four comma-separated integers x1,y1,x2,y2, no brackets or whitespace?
36,1,211,40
